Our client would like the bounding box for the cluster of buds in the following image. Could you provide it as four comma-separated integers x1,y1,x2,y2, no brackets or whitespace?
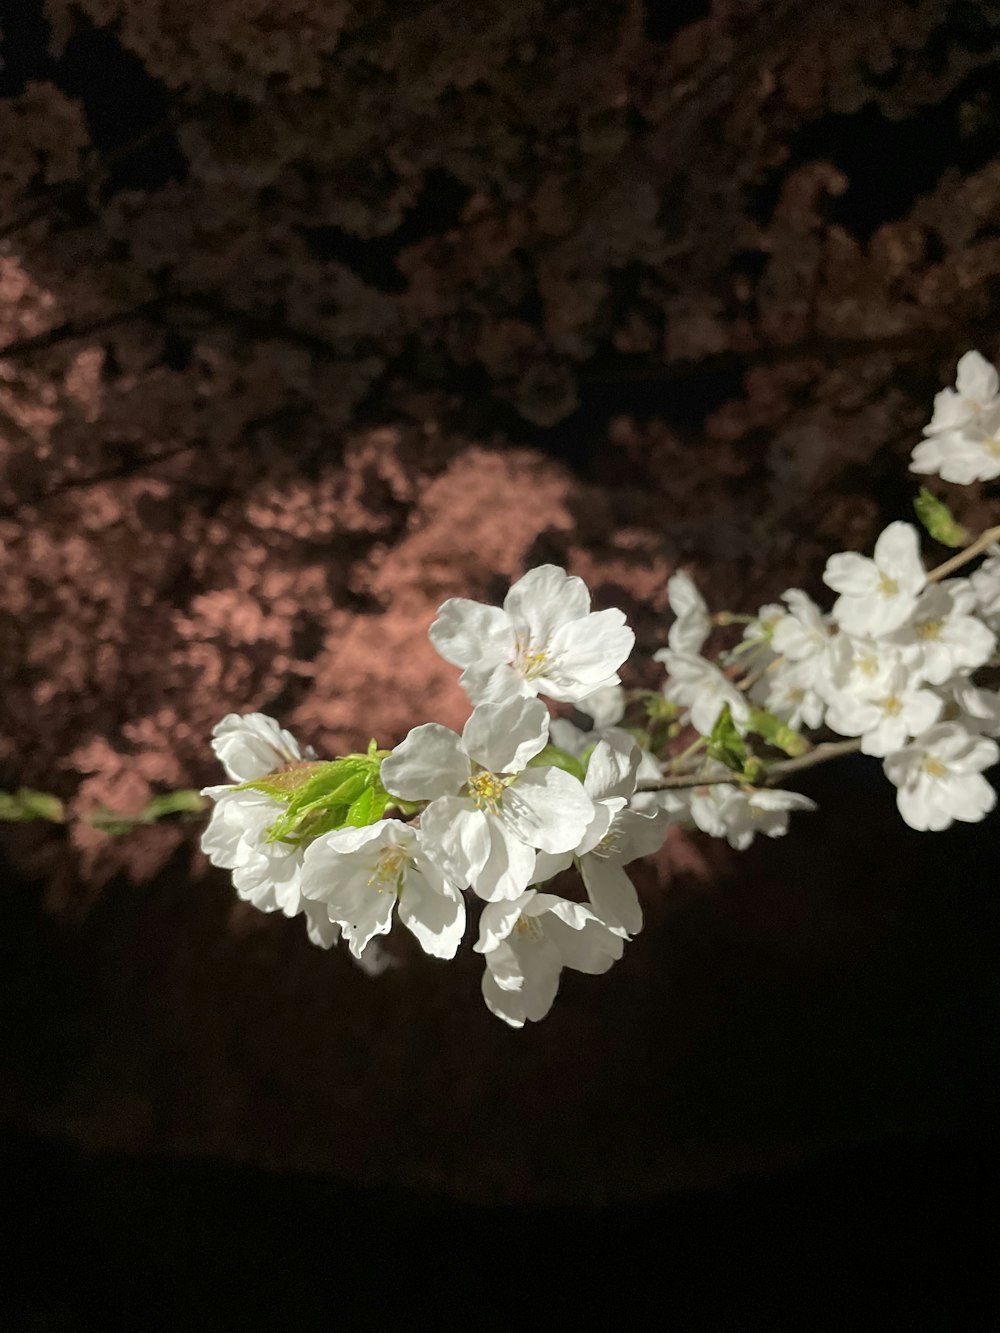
201,351,1000,1025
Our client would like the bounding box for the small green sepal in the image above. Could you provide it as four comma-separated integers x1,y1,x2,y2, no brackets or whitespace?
914,487,970,549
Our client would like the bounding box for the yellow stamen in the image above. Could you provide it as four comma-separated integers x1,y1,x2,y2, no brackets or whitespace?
367,844,407,893
915,618,945,640
922,757,947,778
467,770,506,814
878,572,900,597
514,915,543,941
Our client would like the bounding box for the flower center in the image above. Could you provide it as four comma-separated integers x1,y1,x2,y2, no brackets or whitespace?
881,695,903,717
514,915,544,941
367,844,408,893
983,436,1000,459
467,769,506,814
915,617,945,641
922,757,948,778
857,652,880,676
878,572,899,598
592,828,623,859
512,635,551,680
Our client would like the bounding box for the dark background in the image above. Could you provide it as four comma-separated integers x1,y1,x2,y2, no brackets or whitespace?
2,0,1000,1323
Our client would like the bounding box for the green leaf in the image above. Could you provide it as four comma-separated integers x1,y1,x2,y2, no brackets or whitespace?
235,761,329,801
526,744,587,783
0,788,65,823
747,708,809,758
914,487,970,549
706,704,748,774
345,785,374,827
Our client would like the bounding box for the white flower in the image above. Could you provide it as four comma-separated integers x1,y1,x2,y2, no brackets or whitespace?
429,564,635,705
301,819,465,960
531,733,668,935
201,785,308,917
743,602,786,646
666,571,711,655
970,547,1000,625
655,650,751,736
825,663,942,757
380,695,594,901
687,783,816,850
910,406,1000,485
885,580,996,685
826,631,906,697
772,589,835,685
475,890,625,1028
210,712,304,782
883,723,998,831
943,677,1000,738
302,900,342,950
755,659,826,731
823,522,926,637
922,350,1000,437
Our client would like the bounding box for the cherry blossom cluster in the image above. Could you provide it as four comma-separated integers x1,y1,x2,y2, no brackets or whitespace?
200,350,1000,1025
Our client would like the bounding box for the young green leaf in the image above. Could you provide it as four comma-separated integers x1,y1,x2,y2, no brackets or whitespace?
707,704,748,773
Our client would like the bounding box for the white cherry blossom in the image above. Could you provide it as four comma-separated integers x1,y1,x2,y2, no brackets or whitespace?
742,602,786,647
772,589,836,685
943,678,1000,738
201,785,308,917
754,659,826,731
970,546,1000,626
823,522,926,637
531,733,668,935
686,783,816,850
825,663,942,757
922,350,1000,437
301,819,465,960
210,712,305,782
883,723,998,831
475,890,625,1027
429,564,634,705
885,580,996,685
380,695,594,901
666,570,711,655
911,405,1000,485
655,650,751,737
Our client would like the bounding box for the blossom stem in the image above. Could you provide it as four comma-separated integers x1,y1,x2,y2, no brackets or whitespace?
667,733,707,771
926,523,1000,583
640,737,862,791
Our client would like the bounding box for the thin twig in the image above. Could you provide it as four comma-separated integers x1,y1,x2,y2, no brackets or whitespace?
638,737,863,791
926,524,1000,583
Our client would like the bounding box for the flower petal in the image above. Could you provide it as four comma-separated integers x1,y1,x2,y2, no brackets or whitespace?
475,894,532,953
380,723,469,801
503,766,594,853
503,564,591,641
473,816,537,901
873,522,925,591
584,733,640,801
211,712,302,781
544,912,625,974
428,598,513,668
397,864,466,960
461,695,550,773
581,856,642,935
419,796,491,889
